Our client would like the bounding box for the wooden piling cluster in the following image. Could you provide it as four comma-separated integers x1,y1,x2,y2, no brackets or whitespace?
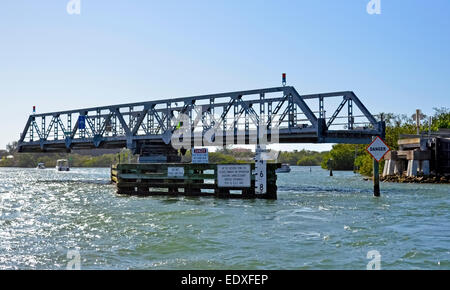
111,163,280,199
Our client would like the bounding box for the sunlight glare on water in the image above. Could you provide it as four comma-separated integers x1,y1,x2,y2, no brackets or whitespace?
0,167,449,269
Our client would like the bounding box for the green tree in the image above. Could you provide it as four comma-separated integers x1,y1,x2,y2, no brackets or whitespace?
321,144,361,170
297,155,321,166
431,107,450,131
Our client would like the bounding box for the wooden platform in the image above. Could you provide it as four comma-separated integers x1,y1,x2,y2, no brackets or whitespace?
111,163,280,199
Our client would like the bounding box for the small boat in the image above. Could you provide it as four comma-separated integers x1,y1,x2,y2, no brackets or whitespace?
56,159,70,171
276,163,291,173
36,163,46,169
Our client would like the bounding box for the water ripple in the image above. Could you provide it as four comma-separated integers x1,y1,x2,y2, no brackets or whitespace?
0,166,449,269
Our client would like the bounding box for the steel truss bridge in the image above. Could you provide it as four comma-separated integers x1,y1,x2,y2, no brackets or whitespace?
18,86,385,155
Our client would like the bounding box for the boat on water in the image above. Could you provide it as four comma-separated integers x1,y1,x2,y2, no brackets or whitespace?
36,163,46,169
56,159,70,171
276,163,291,173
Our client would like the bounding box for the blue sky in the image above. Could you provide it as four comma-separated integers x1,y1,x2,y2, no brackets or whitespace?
1,0,449,151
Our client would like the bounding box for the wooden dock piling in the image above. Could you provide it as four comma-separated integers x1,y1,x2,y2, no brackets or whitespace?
111,163,280,199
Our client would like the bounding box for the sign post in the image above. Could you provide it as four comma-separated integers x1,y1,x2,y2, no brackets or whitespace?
373,157,380,197
366,136,390,197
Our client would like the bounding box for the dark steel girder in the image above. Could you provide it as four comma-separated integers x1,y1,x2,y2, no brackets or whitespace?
17,86,384,154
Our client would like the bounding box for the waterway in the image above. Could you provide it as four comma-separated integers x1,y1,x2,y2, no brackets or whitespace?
0,166,448,269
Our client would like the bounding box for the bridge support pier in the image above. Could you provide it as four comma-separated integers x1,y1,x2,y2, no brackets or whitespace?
137,142,181,163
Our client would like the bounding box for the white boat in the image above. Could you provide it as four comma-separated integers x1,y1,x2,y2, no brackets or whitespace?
276,163,291,173
36,163,46,169
56,159,70,171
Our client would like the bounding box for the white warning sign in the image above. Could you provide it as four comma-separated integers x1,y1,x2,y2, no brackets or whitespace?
168,167,184,177
217,164,251,188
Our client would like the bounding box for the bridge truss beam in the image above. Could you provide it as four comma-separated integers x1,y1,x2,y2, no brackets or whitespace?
17,86,385,154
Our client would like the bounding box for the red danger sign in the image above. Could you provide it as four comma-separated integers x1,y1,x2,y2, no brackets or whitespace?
366,136,390,162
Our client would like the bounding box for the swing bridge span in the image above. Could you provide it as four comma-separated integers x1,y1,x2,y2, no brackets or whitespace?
17,86,385,156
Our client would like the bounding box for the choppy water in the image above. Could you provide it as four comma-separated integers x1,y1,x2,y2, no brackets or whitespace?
0,166,449,269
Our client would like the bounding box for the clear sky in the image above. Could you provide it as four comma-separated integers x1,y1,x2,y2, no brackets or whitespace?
1,0,449,151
